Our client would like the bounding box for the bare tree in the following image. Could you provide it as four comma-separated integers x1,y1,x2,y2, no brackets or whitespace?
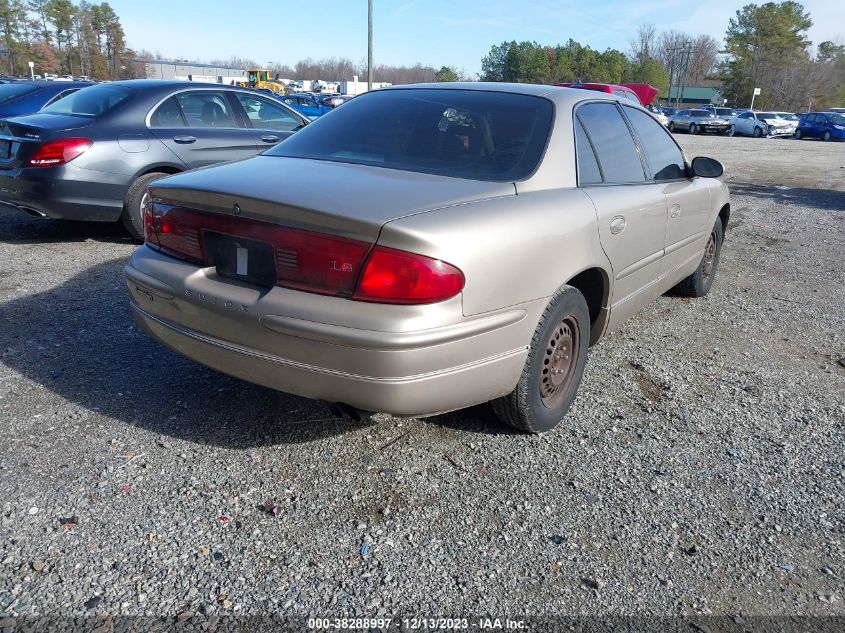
629,23,657,64
687,34,720,84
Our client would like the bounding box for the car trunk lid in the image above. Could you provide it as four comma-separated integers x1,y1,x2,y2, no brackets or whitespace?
0,113,93,169
148,155,516,243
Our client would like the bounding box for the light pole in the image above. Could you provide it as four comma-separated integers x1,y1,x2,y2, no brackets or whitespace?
367,0,373,91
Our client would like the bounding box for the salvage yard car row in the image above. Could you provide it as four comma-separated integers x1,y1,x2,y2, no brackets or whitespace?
664,106,844,140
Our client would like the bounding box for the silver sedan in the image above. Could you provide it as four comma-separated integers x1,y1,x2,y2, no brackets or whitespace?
668,109,732,135
126,84,729,432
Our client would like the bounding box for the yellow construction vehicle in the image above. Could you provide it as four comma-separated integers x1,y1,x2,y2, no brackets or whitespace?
239,68,287,95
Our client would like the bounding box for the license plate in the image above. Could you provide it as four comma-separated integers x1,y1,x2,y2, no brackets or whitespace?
0,140,10,160
204,232,276,288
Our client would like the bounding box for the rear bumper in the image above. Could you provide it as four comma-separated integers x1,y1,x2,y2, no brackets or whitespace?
126,246,541,417
0,163,128,221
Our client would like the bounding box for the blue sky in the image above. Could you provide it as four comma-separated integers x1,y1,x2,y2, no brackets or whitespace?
113,0,843,76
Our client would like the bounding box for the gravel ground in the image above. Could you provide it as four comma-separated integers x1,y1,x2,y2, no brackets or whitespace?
0,134,843,629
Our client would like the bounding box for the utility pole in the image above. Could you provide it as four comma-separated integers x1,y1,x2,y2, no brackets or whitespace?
667,54,676,107
367,0,373,91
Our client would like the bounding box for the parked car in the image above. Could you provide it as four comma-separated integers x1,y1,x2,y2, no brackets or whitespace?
126,83,729,433
729,111,794,137
280,92,332,119
668,109,731,135
0,80,91,118
828,107,845,114
556,82,648,106
794,111,845,141
0,80,309,239
645,104,669,126
659,106,677,117
319,94,354,108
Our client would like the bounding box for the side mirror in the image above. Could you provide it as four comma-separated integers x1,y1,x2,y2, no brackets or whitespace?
690,156,724,178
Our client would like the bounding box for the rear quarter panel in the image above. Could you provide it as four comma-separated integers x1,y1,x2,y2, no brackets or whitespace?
376,187,611,318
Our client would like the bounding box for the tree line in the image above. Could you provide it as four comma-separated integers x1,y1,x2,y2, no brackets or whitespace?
721,2,843,111
0,0,134,79
475,32,721,96
474,2,844,111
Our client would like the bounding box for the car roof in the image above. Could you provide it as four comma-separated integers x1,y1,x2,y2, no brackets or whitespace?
381,82,619,109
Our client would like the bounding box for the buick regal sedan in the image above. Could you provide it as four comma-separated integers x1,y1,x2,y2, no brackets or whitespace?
126,83,730,433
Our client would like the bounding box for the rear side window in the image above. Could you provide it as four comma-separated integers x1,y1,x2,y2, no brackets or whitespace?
40,84,133,117
42,88,79,109
576,102,646,184
623,106,686,181
574,119,602,185
175,91,237,128
149,96,186,127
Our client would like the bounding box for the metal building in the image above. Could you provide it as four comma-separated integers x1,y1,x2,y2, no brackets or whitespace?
137,60,247,85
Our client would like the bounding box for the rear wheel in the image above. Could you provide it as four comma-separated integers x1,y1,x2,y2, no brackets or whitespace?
672,220,723,298
689,123,697,135
492,286,590,433
120,172,169,240
823,130,832,142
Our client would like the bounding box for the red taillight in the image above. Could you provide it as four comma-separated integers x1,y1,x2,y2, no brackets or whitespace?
145,204,465,304
28,137,92,167
354,246,465,304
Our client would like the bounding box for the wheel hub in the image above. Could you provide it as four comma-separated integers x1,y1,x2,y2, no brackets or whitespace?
539,316,580,408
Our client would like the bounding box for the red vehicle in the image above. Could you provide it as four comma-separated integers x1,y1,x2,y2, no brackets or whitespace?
555,82,658,106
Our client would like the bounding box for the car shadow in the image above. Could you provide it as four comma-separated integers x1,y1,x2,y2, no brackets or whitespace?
728,183,845,212
0,257,381,447
0,212,137,245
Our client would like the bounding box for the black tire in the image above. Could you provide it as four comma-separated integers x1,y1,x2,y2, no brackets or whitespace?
728,124,736,137
794,128,803,140
668,122,675,133
689,123,697,135
672,219,724,298
753,125,763,138
823,130,832,142
120,172,169,240
492,286,590,433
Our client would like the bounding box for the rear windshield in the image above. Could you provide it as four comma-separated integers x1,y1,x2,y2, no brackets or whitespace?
758,113,779,120
690,110,713,117
829,113,845,124
265,88,554,182
40,84,133,117
0,83,39,104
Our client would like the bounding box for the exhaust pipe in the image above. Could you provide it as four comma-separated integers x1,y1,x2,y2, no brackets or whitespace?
328,402,375,422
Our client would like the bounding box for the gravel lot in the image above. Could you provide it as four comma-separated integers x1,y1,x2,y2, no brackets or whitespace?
0,134,843,629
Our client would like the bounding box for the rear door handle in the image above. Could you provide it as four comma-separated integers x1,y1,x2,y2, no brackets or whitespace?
173,135,197,144
261,135,280,143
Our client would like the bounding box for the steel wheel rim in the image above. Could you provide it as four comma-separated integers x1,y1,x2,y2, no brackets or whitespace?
539,315,580,408
702,231,717,279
